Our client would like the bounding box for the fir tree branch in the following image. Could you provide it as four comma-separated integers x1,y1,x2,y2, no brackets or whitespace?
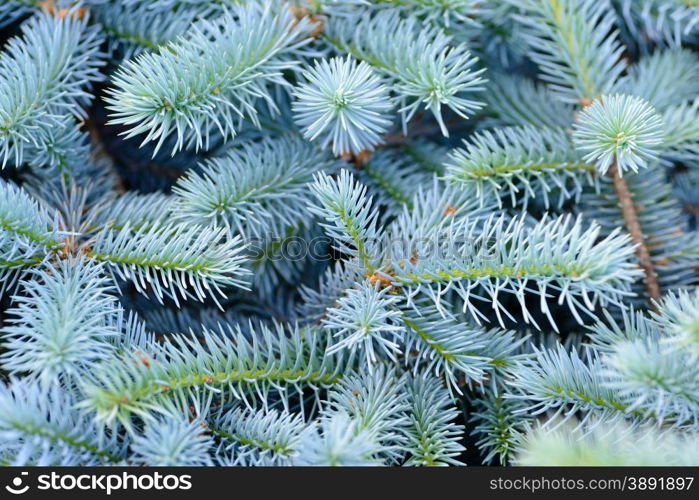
0,379,123,465
211,406,308,465
1,0,698,468
105,4,315,154
79,323,348,429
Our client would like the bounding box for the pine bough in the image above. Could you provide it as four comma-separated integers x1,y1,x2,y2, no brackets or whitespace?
0,0,698,467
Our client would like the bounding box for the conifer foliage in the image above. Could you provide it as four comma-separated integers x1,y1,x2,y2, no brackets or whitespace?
0,0,698,466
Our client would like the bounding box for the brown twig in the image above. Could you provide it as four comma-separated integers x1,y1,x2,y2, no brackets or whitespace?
383,118,463,145
609,162,661,306
382,111,469,146
683,202,699,218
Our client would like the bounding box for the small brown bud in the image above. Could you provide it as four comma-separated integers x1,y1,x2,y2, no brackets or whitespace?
366,272,392,288
442,204,457,217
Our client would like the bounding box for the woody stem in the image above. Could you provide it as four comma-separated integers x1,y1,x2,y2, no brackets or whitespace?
609,162,661,307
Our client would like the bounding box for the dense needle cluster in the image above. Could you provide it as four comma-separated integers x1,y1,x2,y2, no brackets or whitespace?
0,0,699,467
